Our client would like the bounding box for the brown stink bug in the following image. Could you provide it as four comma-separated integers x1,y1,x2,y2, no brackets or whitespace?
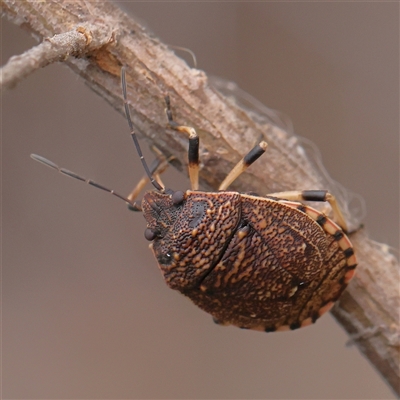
31,67,357,332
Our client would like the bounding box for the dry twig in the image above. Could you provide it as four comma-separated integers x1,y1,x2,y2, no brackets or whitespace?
2,0,399,395
0,23,113,89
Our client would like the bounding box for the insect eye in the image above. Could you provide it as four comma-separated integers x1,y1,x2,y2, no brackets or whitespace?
144,228,157,241
172,190,185,205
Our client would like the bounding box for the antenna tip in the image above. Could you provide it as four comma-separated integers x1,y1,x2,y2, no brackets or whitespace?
30,154,58,170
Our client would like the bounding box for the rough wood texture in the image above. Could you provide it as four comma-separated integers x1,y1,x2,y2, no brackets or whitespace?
0,22,113,89
2,0,399,395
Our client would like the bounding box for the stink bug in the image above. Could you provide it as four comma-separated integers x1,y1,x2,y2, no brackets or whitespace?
31,67,357,332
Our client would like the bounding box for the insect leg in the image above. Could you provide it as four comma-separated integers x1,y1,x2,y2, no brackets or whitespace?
165,96,199,191
218,141,268,191
266,190,348,232
127,151,173,207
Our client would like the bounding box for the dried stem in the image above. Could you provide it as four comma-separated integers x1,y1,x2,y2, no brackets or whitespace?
0,23,113,89
2,0,399,395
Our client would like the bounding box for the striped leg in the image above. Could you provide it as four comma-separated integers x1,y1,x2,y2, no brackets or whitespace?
218,142,268,191
267,190,348,232
165,96,199,191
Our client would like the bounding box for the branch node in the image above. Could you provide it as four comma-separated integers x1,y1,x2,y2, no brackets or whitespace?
76,25,93,45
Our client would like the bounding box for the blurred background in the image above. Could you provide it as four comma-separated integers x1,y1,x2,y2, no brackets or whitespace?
2,2,398,399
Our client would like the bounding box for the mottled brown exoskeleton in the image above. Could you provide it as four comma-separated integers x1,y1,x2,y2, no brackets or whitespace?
31,67,357,332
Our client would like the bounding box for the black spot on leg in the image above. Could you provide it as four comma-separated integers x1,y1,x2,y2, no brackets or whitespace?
265,326,276,332
243,143,266,166
302,190,327,202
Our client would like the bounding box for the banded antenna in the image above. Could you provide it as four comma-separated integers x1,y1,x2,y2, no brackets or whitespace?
121,66,164,192
31,66,169,210
30,154,142,211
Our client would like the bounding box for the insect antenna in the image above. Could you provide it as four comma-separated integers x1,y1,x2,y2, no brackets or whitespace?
30,154,142,211
121,67,165,193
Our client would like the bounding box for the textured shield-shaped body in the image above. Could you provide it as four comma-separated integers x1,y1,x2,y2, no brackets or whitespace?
142,190,356,331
